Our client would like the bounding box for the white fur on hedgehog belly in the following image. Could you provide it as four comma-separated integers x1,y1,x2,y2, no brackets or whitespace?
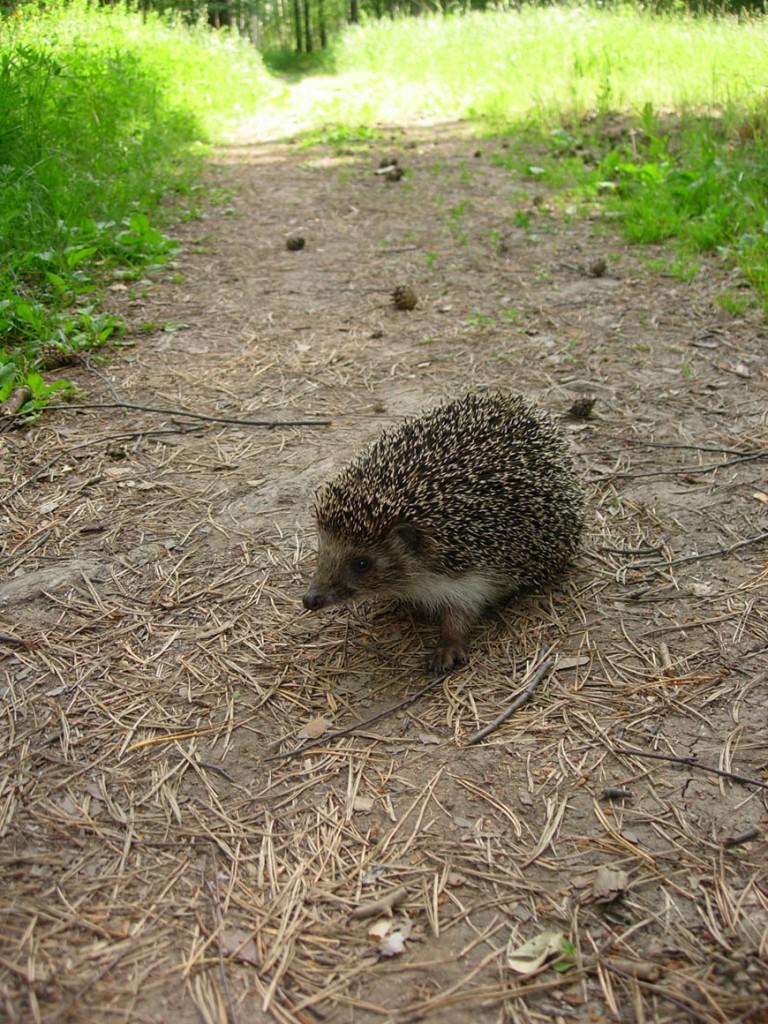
400,569,510,617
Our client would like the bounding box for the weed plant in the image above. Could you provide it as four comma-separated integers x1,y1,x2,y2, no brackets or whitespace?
0,0,278,412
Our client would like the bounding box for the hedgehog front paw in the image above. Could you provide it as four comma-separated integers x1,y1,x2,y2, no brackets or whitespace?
428,642,468,674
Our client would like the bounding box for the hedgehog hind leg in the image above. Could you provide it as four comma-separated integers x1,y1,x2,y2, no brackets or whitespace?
428,605,475,674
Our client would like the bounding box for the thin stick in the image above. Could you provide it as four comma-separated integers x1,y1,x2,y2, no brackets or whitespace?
464,657,554,745
613,746,768,791
634,531,768,571
349,886,408,920
47,401,332,429
265,674,448,763
610,450,767,481
1,386,32,419
607,439,761,457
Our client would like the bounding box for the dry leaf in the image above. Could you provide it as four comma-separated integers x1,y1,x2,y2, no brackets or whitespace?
352,795,374,814
446,872,467,887
609,957,662,982
218,927,259,966
691,582,715,597
592,866,629,903
379,930,406,957
506,930,564,974
38,497,63,515
368,918,393,939
418,732,441,745
752,491,768,503
555,655,589,671
299,717,331,739
377,919,412,956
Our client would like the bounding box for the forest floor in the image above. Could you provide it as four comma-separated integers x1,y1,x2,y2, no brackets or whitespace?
2,92,768,1024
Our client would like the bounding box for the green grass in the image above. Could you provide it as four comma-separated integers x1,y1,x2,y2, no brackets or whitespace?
0,0,280,415
332,7,767,124
322,7,768,312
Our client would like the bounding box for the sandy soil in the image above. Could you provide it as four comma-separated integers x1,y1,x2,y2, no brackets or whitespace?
1,111,767,1024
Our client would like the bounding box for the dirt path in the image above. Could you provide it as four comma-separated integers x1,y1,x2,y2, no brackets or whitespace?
2,110,767,1024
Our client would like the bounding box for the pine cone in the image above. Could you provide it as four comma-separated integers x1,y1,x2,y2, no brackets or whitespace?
567,397,597,420
37,344,79,371
392,285,417,311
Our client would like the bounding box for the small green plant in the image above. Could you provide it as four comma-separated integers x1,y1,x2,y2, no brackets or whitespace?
514,210,532,228
553,939,578,973
447,202,468,244
489,229,507,254
501,307,523,325
425,252,439,269
466,311,496,327
717,290,750,316
670,255,699,282
298,122,379,149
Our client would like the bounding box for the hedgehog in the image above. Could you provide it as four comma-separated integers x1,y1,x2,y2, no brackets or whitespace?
303,391,585,672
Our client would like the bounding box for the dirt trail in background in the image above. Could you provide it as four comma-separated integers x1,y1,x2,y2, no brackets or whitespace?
2,107,767,1024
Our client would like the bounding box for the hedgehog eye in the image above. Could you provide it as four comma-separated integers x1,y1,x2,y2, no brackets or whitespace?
351,557,371,575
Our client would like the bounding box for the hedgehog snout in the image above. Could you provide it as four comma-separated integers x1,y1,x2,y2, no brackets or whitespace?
303,588,330,611
303,579,354,609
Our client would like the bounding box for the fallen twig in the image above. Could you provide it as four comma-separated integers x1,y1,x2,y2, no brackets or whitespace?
47,401,332,429
0,633,27,648
349,886,408,920
464,656,554,745
608,439,762,457
722,826,761,848
613,746,768,791
1,386,32,420
632,530,768,571
609,450,768,481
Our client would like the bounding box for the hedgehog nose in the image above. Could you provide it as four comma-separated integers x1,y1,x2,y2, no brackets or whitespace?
303,590,325,611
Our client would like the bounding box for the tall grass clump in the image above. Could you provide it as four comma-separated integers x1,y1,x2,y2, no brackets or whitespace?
0,0,280,412
332,6,768,125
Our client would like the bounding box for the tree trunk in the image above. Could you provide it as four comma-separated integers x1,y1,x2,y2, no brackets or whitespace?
208,0,232,27
303,0,312,52
318,0,327,48
293,0,303,52
350,0,359,23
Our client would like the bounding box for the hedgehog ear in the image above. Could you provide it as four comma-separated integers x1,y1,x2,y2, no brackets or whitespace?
388,522,423,555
